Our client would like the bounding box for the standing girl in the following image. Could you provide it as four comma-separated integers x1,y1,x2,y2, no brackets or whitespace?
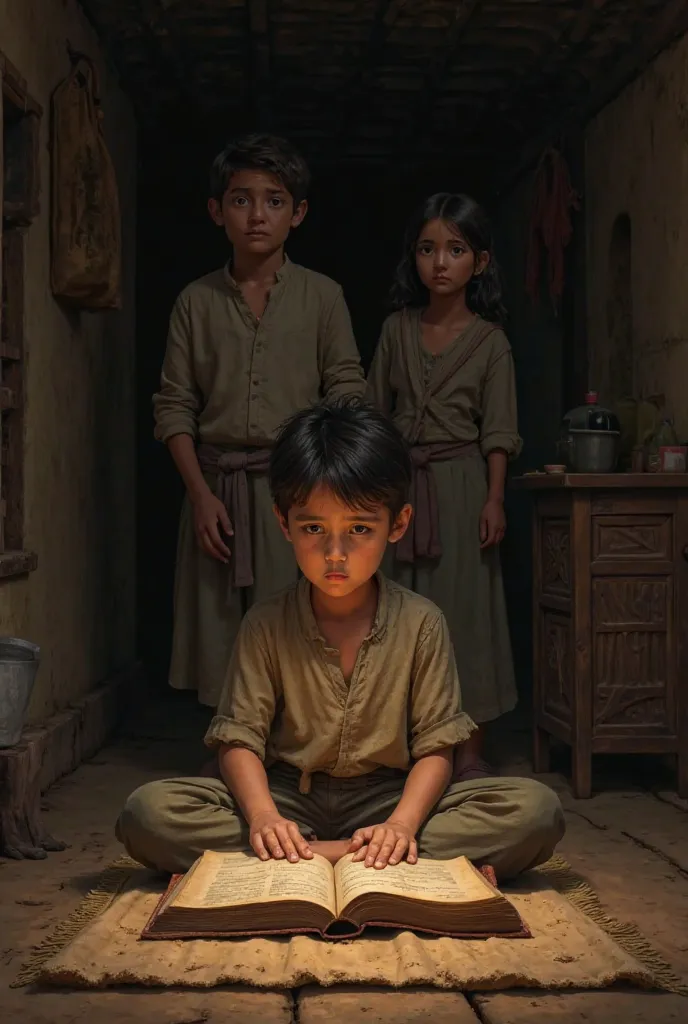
367,193,521,780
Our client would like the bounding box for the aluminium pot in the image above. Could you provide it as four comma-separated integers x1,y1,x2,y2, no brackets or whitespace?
558,391,620,473
561,429,619,473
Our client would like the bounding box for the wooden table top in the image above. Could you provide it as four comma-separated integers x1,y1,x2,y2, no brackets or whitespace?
514,472,688,490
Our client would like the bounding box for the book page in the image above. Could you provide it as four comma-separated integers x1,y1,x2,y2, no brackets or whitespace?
445,856,500,897
335,854,492,913
173,851,336,915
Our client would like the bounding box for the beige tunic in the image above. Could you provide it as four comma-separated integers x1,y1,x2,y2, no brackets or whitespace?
118,575,563,880
154,258,365,706
367,310,521,723
205,572,477,783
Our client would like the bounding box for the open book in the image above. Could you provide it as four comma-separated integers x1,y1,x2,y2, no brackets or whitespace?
142,850,529,940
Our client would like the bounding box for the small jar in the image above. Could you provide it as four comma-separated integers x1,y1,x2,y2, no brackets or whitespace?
631,447,645,472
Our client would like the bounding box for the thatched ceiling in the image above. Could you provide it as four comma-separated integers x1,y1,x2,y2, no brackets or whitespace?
80,0,688,172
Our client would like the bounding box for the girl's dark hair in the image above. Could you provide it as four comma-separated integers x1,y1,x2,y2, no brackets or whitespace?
390,192,507,324
210,133,311,205
270,399,411,519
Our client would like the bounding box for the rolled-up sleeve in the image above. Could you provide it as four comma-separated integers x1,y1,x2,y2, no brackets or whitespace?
204,617,279,758
409,614,477,760
152,293,203,442
479,334,523,459
318,287,366,400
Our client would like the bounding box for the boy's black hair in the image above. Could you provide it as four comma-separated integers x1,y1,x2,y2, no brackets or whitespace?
209,133,311,205
391,192,507,324
270,399,411,520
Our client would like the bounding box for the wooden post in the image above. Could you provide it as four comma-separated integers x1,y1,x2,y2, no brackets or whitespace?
0,63,5,554
571,491,592,798
531,497,550,772
676,492,688,799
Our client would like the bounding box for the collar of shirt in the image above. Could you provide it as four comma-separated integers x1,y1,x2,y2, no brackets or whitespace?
223,254,293,295
296,571,390,645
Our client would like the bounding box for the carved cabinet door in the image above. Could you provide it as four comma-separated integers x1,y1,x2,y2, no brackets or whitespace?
590,506,677,740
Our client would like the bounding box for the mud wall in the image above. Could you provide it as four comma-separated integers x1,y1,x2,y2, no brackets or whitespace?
586,31,688,439
0,0,137,721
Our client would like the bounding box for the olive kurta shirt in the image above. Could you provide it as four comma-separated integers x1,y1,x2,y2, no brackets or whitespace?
204,572,477,788
367,310,522,723
154,258,366,706
116,573,566,879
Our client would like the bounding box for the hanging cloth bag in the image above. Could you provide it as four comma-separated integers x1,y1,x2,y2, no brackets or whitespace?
50,54,122,309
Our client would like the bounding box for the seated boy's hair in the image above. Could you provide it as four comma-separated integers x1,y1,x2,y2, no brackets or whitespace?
210,134,311,205
270,399,411,519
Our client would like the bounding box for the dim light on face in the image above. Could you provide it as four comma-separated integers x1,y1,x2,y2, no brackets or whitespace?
275,485,411,601
415,218,488,298
208,168,307,255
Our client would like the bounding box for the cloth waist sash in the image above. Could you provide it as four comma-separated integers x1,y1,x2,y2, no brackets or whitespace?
396,441,480,564
196,443,272,593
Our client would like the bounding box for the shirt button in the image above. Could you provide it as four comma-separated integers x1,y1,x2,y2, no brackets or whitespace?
252,378,260,386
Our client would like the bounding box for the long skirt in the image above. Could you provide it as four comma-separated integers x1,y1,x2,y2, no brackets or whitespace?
385,453,517,724
168,472,299,707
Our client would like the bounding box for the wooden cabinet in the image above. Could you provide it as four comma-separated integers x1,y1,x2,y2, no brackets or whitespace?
516,474,688,798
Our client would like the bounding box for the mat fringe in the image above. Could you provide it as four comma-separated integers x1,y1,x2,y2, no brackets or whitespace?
11,856,139,988
540,854,688,997
12,853,688,995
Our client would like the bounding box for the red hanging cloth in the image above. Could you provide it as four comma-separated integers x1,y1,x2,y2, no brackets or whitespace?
526,148,580,311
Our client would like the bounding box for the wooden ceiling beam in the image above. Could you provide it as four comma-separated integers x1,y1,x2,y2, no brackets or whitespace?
336,0,406,145
393,0,483,154
497,0,688,193
568,0,608,47
139,0,206,110
246,0,273,129
80,0,684,167
463,1,612,166
71,2,151,106
529,0,611,84
492,0,610,121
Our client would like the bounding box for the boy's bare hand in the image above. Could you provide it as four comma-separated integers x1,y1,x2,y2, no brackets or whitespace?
249,810,313,863
193,491,233,562
349,819,418,868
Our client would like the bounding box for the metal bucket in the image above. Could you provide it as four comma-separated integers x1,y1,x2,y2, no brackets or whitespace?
0,637,40,748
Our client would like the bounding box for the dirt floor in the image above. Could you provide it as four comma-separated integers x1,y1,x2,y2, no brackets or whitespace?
2,691,688,1023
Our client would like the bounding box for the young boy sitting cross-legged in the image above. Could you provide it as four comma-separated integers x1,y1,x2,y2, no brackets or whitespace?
117,400,565,879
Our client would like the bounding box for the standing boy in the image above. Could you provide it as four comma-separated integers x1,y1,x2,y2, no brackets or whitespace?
154,134,365,707
119,401,564,879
